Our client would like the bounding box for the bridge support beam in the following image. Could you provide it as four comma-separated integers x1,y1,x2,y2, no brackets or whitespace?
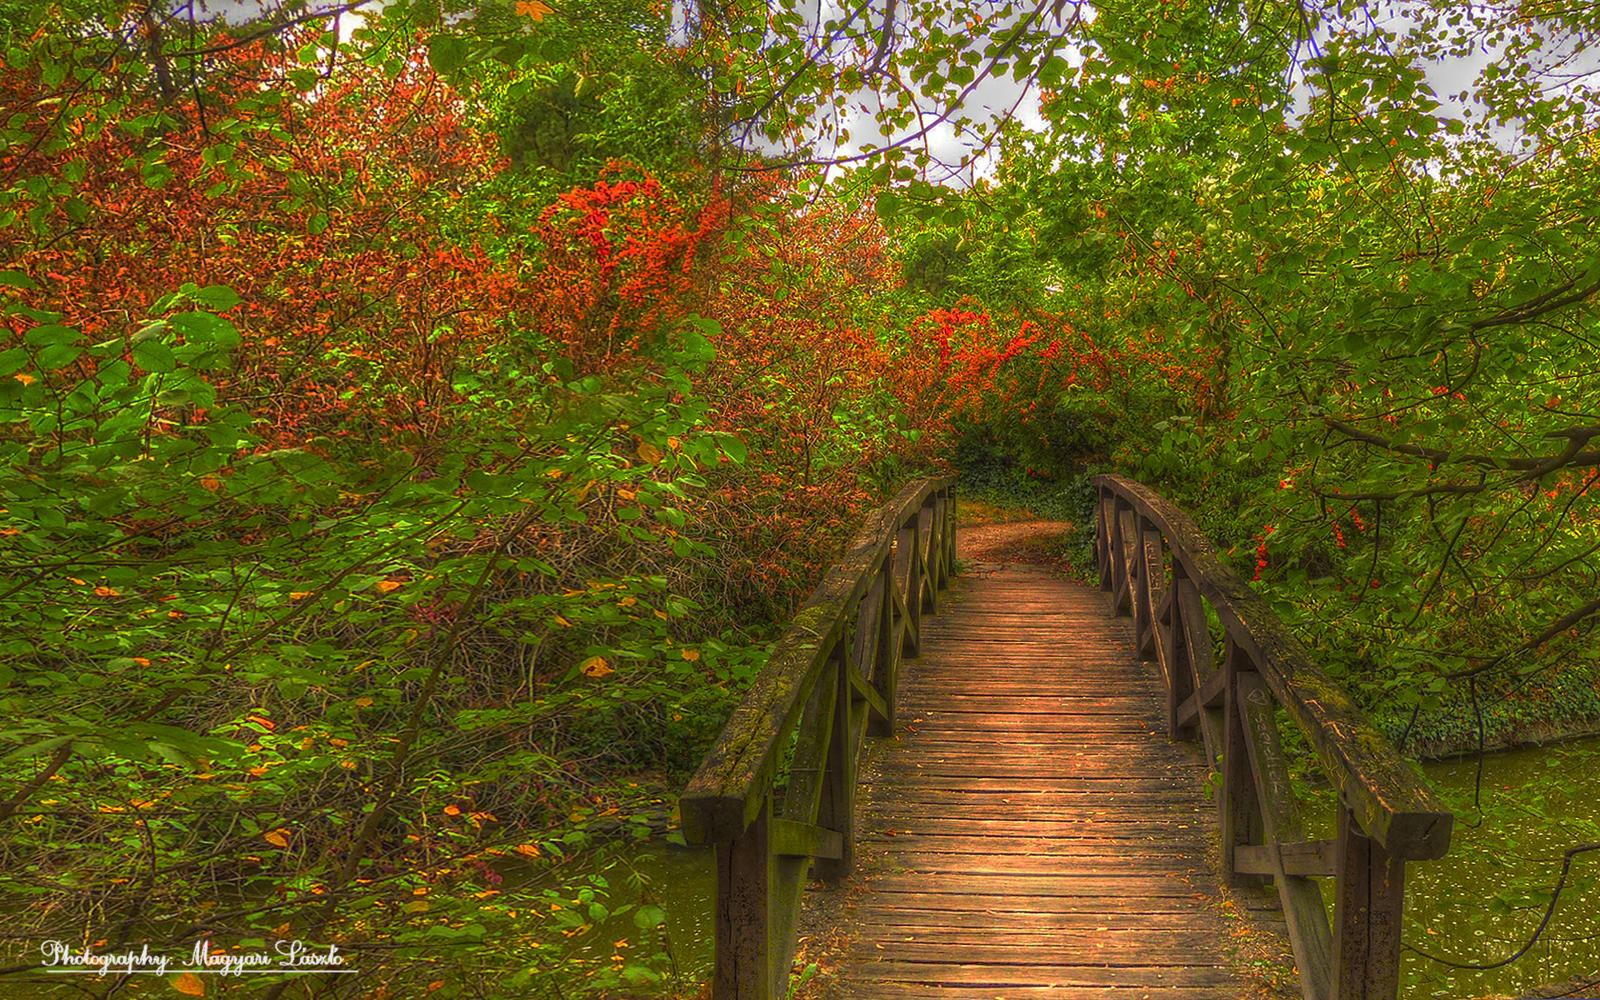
1333,802,1406,1000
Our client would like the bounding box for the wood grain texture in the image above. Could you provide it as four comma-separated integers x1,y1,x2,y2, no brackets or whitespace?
825,567,1281,1000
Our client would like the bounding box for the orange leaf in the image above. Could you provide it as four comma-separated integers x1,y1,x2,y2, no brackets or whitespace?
94,586,120,597
516,0,552,19
172,972,206,996
515,843,541,857
199,475,221,491
290,591,313,601
132,657,151,666
14,374,34,386
354,696,373,708
444,804,461,816
637,442,663,464
376,579,402,593
580,655,613,678
681,648,700,661
263,829,290,848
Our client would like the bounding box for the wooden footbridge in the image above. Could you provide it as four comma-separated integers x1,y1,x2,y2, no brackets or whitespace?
682,477,1454,1000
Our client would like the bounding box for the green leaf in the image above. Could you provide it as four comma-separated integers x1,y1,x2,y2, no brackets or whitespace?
427,35,469,74
132,340,176,373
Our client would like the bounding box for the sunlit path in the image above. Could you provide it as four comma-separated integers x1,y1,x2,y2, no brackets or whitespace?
836,564,1267,999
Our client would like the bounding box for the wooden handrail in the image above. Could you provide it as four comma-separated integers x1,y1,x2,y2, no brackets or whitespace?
1093,474,1454,1000
681,477,957,1000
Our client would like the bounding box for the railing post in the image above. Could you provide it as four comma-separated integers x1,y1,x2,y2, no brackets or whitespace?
1163,561,1196,739
1220,639,1265,885
895,515,921,655
1334,802,1407,1000
1096,491,1114,591
714,796,777,1000
815,650,856,881
1133,517,1163,659
1110,500,1133,615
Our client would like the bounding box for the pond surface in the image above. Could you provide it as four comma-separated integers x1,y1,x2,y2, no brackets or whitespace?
1403,737,1600,999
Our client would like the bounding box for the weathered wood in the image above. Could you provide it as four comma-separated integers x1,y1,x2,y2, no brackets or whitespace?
714,798,776,1000
1220,651,1266,886
816,651,856,881
1234,840,1337,877
779,652,837,827
1174,659,1227,730
838,568,1273,999
683,477,952,843
1091,474,1453,861
916,500,937,613
1236,672,1337,1000
770,817,843,860
1333,802,1406,1000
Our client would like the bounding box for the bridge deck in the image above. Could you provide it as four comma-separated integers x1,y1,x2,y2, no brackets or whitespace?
830,564,1285,999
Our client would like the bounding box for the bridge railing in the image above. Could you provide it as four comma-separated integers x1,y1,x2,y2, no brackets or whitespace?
680,478,957,1000
1093,474,1453,1000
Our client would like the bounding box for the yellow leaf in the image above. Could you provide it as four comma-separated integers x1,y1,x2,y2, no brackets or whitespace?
172,972,206,996
637,442,663,464
580,655,614,678
290,591,313,601
376,579,403,593
553,615,571,627
354,697,373,708
516,843,541,857
263,829,290,848
681,648,700,661
516,0,552,19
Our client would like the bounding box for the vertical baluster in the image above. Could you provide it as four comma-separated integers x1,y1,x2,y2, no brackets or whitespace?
815,648,856,881
1163,560,1195,739
1334,804,1406,1000
1220,639,1265,884
895,515,920,655
1110,501,1133,615
917,498,937,614
1096,492,1114,591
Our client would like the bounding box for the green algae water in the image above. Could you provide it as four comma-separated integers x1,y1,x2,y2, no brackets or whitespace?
1402,738,1600,999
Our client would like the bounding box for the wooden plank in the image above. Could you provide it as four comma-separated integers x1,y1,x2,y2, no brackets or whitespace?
852,913,1241,934
1235,840,1337,877
862,873,1221,896
849,985,1237,1000
855,939,1234,965
852,963,1237,987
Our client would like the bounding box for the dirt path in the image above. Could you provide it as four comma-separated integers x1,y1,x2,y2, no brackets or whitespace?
956,518,1077,574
